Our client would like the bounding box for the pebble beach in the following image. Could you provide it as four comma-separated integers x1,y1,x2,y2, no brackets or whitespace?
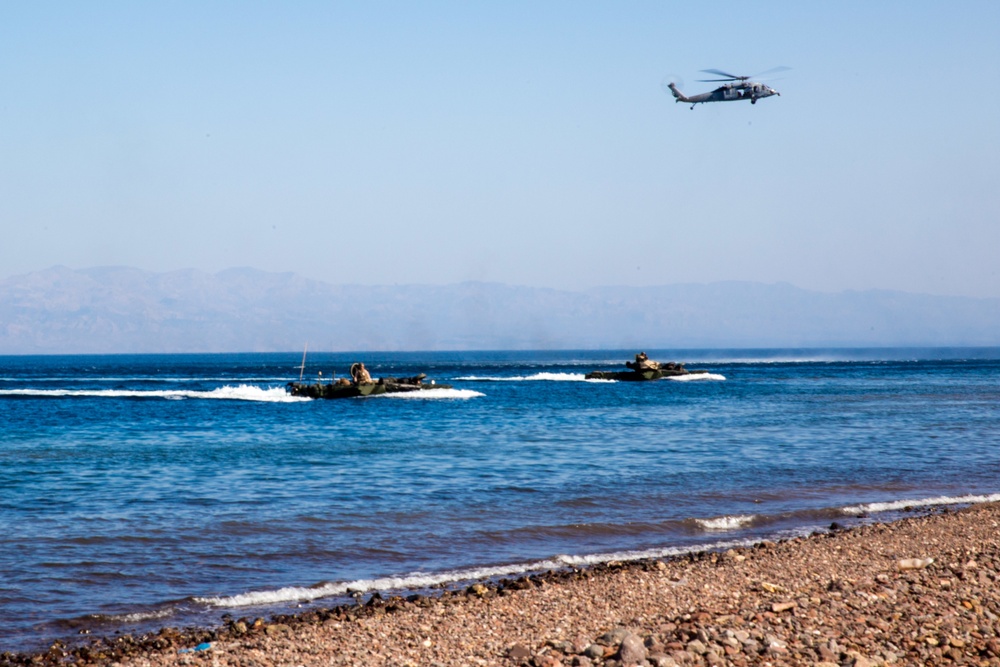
6,502,1000,667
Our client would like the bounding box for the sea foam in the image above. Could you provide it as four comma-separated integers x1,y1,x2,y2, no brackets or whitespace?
195,560,566,608
841,493,1000,515
0,385,309,403
667,372,727,382
695,514,756,531
194,539,765,609
380,388,485,400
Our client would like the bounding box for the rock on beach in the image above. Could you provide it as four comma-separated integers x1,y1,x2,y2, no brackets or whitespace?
6,503,1000,667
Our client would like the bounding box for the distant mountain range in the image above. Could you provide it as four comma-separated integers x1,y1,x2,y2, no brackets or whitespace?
1,266,998,354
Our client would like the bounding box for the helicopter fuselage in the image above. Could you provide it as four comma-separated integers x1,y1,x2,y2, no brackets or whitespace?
668,81,780,110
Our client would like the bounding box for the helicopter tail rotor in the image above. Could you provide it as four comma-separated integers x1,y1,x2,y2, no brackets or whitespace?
660,73,685,94
660,74,689,103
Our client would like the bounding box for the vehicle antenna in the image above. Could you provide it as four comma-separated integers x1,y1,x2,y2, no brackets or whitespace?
297,343,308,381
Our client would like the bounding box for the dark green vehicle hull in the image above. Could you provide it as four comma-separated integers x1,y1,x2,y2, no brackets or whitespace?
584,368,699,381
287,374,451,399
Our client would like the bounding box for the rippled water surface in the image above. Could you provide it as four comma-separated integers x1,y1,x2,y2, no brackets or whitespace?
1,349,999,652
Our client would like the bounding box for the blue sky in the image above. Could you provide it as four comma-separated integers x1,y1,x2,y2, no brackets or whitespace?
3,2,999,297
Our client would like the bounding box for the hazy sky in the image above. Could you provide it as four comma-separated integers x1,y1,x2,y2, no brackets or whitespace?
3,2,999,297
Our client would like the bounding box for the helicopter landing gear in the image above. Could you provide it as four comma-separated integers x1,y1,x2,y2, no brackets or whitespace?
751,98,757,104
690,104,696,110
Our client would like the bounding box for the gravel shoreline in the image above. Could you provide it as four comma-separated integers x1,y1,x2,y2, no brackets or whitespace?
5,502,1000,666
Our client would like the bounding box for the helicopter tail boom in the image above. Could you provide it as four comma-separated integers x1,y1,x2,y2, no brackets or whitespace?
666,82,690,103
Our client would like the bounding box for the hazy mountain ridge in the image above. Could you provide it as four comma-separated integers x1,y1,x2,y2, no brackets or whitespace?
1,266,998,354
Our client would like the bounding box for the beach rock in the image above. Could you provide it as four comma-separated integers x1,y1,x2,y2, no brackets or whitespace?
670,649,699,665
704,651,726,666
507,644,532,662
685,639,708,655
648,653,679,667
546,639,575,654
845,651,873,667
818,644,838,661
898,557,934,570
599,627,631,646
583,644,605,659
264,623,291,636
617,632,647,665
536,655,562,667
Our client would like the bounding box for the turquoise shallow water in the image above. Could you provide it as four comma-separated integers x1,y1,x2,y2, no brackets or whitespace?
1,349,999,652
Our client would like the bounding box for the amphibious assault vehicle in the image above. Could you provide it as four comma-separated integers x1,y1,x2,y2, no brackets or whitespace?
287,373,451,399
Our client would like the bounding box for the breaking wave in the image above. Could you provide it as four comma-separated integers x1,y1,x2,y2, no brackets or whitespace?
195,560,566,608
695,514,756,531
194,537,758,609
842,493,1000,515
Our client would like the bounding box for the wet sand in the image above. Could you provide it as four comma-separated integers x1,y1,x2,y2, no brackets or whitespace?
5,502,1000,666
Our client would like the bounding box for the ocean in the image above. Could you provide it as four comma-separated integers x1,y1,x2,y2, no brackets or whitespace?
1,349,999,653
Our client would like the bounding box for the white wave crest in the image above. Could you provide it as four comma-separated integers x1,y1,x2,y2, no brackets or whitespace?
0,385,309,403
109,607,177,623
198,537,771,609
842,493,1000,515
380,388,485,400
553,538,758,567
195,559,567,608
199,528,823,610
695,514,756,531
667,373,727,382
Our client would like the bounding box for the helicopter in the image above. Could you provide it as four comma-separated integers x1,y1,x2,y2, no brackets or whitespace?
667,68,789,110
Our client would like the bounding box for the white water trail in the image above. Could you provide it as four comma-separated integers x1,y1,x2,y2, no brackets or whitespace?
0,385,309,403
379,388,485,400
667,373,726,382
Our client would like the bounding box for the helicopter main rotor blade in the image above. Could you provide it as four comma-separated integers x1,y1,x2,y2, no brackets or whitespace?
700,68,743,80
697,78,738,82
750,66,792,78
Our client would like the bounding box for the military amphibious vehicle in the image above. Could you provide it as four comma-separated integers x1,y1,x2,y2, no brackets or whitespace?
585,353,704,381
287,373,451,399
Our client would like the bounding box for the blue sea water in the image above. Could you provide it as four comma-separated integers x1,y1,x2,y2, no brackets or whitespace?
1,348,999,653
